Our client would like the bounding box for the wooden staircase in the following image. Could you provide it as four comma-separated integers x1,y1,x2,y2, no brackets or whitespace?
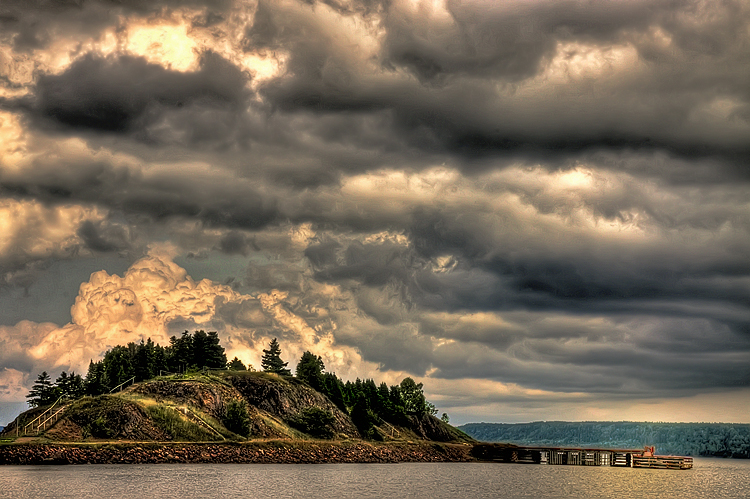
15,396,69,437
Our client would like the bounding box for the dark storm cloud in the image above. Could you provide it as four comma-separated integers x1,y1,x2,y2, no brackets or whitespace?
401,201,750,312
250,0,750,169
301,191,750,321
216,231,260,256
77,220,129,253
430,342,750,395
384,0,750,82
335,320,435,374
307,239,414,288
0,156,279,230
420,310,750,396
384,0,654,81
303,214,750,394
9,51,248,135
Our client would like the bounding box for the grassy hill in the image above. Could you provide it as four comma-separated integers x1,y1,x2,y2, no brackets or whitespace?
2,371,473,445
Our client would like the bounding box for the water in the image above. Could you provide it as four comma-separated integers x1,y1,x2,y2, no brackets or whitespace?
2,458,748,499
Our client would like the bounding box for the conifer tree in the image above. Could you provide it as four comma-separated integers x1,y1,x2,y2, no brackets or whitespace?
351,393,375,438
261,338,291,375
85,360,108,396
227,357,247,370
167,331,194,373
26,371,58,407
55,371,84,399
204,331,227,368
321,373,347,413
296,351,324,390
192,330,227,369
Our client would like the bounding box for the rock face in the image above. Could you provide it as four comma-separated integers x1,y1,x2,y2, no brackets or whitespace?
228,374,360,438
129,373,361,439
45,396,170,441
407,413,469,443
132,380,237,420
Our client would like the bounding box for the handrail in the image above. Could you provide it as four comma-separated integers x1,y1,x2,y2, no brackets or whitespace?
382,421,400,438
109,376,136,393
20,395,64,436
179,406,225,440
38,404,68,432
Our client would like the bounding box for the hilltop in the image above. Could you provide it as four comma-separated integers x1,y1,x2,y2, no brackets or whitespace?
2,370,472,446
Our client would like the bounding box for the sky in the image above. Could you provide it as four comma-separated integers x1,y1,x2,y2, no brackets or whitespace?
0,0,749,427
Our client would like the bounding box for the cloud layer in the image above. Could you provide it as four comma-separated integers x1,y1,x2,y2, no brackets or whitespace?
1,0,749,424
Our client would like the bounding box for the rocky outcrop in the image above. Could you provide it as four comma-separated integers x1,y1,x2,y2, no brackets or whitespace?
405,413,474,443
132,379,239,420
45,396,170,441
227,374,359,438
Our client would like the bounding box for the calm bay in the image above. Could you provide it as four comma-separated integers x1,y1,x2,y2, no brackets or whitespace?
3,458,748,498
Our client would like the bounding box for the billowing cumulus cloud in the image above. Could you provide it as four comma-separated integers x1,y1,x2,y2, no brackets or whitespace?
0,247,377,404
1,0,749,425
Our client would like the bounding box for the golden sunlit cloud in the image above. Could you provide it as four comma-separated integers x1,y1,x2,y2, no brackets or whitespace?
126,22,199,72
0,247,375,403
0,199,106,263
0,111,26,169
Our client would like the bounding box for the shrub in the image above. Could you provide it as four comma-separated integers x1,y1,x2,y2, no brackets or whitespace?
288,407,336,439
89,416,115,439
223,400,251,437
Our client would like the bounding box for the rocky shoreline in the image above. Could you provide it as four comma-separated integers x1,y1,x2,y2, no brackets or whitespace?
0,441,476,465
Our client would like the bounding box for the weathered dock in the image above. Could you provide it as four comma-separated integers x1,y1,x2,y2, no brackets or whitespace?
631,446,693,469
472,444,693,469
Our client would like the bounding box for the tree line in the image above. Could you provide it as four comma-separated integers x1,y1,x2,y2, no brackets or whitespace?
458,421,750,459
263,339,439,438
26,334,444,440
27,330,229,406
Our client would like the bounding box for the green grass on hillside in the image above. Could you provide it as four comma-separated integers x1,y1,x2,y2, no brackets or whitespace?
144,405,221,442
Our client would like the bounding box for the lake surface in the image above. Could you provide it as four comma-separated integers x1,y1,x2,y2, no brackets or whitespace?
2,458,748,498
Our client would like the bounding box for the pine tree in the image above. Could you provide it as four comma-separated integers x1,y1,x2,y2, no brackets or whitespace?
351,393,375,438
56,371,84,399
204,331,227,368
167,331,194,373
295,351,324,391
227,357,247,370
261,338,291,375
321,373,347,413
85,360,108,395
26,371,58,407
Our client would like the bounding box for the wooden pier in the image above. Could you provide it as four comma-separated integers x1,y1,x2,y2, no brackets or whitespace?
631,446,693,470
472,444,693,469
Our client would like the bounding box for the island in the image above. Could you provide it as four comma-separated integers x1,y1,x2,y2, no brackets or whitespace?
0,334,693,469
1,333,477,465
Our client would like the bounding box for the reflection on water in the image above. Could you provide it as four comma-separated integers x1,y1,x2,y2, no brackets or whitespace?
2,458,749,499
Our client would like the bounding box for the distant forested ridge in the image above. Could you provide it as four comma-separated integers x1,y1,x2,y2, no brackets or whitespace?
458,422,750,458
